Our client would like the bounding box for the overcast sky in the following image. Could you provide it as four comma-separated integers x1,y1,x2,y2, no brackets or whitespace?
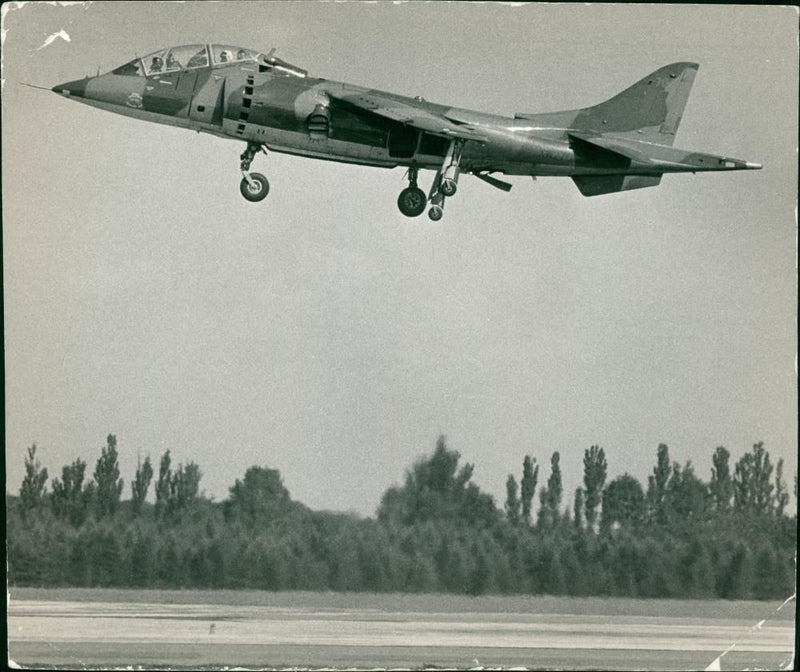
3,2,797,517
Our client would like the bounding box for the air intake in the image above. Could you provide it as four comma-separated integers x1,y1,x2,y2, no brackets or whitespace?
307,104,331,140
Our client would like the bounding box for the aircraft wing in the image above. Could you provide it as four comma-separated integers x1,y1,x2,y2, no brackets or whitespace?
326,90,487,142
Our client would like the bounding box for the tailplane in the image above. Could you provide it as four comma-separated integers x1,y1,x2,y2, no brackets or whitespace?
517,62,699,146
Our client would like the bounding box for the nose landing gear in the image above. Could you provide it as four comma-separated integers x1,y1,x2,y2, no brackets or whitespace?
239,141,270,202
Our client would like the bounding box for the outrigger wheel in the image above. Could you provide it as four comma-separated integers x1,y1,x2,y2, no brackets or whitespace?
397,166,427,217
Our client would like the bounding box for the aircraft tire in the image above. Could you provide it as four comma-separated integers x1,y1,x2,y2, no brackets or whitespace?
240,173,270,202
428,205,443,221
397,187,427,217
440,179,457,197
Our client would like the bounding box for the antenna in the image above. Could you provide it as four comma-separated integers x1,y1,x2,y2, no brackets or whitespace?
20,82,52,91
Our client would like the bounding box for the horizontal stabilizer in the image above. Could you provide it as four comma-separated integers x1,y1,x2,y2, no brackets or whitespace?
568,132,654,164
572,174,662,197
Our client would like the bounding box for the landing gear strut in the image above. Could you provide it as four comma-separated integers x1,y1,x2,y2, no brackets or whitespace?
395,141,464,221
239,141,270,202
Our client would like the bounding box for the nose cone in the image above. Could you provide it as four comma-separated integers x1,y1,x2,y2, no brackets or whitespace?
52,77,89,97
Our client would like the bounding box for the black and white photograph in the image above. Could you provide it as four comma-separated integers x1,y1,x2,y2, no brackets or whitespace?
3,2,797,669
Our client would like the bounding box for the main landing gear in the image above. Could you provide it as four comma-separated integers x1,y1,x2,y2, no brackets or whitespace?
397,139,464,221
239,141,270,202
397,167,427,217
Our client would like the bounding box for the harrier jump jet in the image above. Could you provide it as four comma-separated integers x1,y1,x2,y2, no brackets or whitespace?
51,44,761,220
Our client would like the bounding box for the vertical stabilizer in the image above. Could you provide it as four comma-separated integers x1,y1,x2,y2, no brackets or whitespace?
575,62,699,145
516,63,699,147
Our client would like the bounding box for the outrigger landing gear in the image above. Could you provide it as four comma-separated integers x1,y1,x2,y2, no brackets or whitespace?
397,166,427,217
426,139,463,220
438,139,463,198
427,192,444,221
239,141,270,202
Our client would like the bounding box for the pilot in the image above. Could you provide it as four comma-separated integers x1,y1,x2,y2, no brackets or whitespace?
219,50,230,63
166,53,179,70
150,56,163,73
236,49,247,60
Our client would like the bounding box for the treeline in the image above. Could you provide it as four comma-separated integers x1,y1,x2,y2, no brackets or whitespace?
7,435,796,599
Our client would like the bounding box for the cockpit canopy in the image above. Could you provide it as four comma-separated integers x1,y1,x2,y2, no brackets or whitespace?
111,44,306,78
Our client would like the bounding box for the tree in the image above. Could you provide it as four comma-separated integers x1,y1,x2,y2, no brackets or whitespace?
155,450,172,519
153,450,202,520
647,444,671,524
537,452,562,529
709,446,733,512
93,434,124,518
131,455,154,515
226,466,291,522
169,462,202,515
376,436,497,527
601,474,646,530
573,488,584,530
773,458,789,516
583,445,607,531
504,475,521,525
733,442,774,515
51,458,91,526
546,451,563,514
20,444,49,513
520,455,538,526
665,461,709,524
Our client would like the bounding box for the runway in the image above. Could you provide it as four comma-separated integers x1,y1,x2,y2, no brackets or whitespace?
7,590,795,670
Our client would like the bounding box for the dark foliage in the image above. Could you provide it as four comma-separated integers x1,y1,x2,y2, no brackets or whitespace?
7,435,796,600
93,434,124,518
520,455,538,526
583,445,607,531
20,444,48,515
131,456,154,516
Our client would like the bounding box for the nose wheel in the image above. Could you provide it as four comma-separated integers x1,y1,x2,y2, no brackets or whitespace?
239,141,269,202
240,173,270,202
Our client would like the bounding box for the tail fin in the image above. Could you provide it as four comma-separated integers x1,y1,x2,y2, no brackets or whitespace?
517,62,699,146
579,62,698,144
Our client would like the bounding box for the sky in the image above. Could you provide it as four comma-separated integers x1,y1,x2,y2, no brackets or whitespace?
2,2,797,518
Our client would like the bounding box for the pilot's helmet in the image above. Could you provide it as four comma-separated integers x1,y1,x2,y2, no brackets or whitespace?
236,49,247,60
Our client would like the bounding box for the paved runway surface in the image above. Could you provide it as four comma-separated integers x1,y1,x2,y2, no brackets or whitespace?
7,592,795,670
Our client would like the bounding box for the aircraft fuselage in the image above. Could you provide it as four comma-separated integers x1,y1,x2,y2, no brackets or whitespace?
51,44,761,218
